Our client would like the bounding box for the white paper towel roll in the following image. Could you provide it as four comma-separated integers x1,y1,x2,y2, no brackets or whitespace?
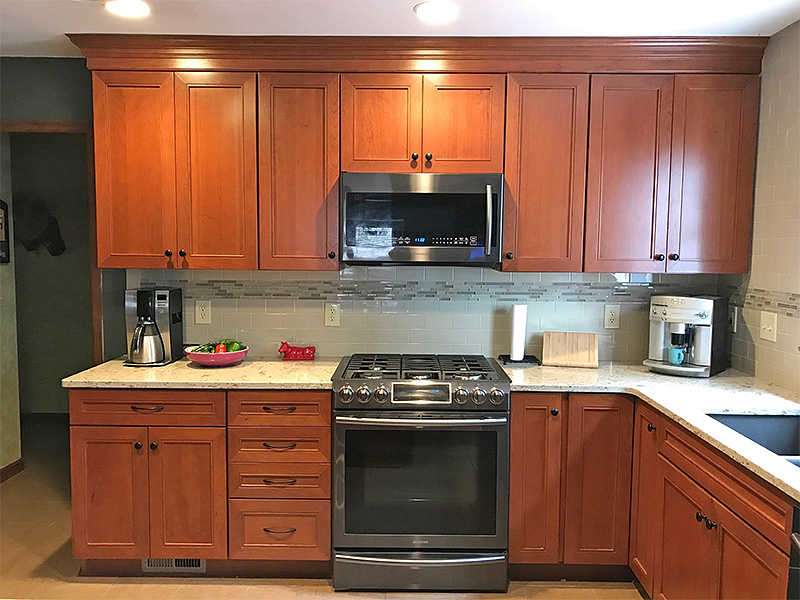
510,304,527,361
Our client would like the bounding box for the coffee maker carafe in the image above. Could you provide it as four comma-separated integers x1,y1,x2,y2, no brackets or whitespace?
643,295,728,378
124,288,183,366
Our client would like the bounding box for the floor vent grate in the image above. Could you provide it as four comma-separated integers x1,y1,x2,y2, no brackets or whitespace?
141,558,206,573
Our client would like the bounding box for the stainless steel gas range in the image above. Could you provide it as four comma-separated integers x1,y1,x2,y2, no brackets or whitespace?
331,354,511,592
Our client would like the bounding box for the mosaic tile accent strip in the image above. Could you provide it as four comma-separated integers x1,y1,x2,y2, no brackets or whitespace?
725,284,799,319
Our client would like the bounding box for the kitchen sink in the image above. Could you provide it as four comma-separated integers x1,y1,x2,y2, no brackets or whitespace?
707,413,800,465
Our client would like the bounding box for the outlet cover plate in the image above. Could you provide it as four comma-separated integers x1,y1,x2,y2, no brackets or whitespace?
760,311,777,342
604,304,621,329
195,300,211,324
325,302,340,327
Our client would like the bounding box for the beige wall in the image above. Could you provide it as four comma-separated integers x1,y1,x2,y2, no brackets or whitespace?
0,133,22,469
725,20,800,393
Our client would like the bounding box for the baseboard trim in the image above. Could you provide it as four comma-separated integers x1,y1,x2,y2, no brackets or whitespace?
81,559,332,578
0,458,25,483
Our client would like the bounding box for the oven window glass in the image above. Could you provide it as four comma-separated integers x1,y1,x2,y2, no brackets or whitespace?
344,429,497,536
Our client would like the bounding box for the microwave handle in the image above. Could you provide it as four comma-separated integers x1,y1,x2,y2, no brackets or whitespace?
485,184,493,256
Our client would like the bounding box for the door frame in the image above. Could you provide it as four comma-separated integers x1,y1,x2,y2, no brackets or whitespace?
1,119,103,365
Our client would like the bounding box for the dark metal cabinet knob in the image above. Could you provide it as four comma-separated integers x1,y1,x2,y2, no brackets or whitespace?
669,253,680,261
696,512,706,523
150,442,158,451
411,153,419,161
179,249,186,257
506,252,514,260
328,251,336,259
647,423,656,432
134,442,143,450
654,253,665,261
164,249,173,257
551,408,559,416
425,153,433,161
705,519,718,530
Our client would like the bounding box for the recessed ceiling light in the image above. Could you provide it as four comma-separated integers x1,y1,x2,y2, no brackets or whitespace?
105,0,150,18
413,0,461,25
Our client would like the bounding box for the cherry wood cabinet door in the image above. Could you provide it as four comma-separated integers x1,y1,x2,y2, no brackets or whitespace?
259,73,340,270
654,456,719,600
422,74,506,173
148,427,227,558
584,75,674,273
629,402,662,596
174,72,258,270
509,393,563,564
563,394,634,564
667,75,759,274
503,74,588,272
341,73,422,172
714,496,789,600
92,71,177,269
70,426,149,558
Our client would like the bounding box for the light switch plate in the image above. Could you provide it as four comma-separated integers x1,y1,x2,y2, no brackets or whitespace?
760,311,777,342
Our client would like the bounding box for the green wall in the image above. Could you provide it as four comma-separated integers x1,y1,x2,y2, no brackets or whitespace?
0,58,92,122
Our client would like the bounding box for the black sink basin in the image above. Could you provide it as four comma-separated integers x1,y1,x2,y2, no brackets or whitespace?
707,413,800,459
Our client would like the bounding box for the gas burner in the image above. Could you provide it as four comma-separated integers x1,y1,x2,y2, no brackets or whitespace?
446,372,487,381
352,370,399,380
405,372,439,380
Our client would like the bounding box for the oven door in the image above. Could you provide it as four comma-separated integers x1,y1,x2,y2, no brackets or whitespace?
333,412,509,550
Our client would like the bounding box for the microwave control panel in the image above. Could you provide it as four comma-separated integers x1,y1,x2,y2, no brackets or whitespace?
394,235,478,246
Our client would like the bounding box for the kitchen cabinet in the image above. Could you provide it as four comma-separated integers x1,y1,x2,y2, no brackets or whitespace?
503,74,589,272
509,393,563,563
341,73,505,173
258,73,340,270
69,390,227,559
92,71,258,269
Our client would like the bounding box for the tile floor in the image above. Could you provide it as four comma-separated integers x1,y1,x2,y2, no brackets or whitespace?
1,417,644,600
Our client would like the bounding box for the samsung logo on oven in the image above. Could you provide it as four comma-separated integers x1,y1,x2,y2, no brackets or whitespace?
413,540,429,545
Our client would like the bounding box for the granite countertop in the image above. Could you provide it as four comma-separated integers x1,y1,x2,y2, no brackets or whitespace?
63,357,800,502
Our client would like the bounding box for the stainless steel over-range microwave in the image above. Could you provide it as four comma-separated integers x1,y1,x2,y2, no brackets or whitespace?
340,173,503,267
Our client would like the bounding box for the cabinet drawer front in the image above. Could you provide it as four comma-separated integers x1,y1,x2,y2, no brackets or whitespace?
659,421,792,553
229,463,331,499
229,499,330,560
228,390,331,426
228,427,331,463
70,389,226,426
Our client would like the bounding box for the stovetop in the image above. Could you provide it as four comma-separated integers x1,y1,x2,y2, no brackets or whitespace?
332,354,511,411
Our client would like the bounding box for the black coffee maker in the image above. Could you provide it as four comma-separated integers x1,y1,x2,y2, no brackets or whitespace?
124,288,183,366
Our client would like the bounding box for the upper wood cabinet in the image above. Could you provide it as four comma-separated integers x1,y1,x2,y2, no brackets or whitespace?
341,73,505,173
503,74,589,272
93,71,258,270
259,73,340,270
93,71,177,269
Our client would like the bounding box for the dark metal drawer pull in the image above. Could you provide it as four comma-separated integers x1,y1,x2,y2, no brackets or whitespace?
263,478,298,485
130,405,165,413
263,527,297,534
262,442,298,450
262,406,298,413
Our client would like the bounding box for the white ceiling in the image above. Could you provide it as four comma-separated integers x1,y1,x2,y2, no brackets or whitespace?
2,0,800,57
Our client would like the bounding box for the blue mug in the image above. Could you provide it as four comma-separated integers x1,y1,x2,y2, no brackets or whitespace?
668,346,685,365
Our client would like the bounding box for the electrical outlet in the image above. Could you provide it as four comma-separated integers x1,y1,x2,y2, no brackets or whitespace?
195,300,211,324
729,306,738,333
604,304,621,329
325,302,340,327
760,311,777,342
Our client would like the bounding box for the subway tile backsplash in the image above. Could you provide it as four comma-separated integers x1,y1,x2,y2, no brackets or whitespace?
128,268,720,362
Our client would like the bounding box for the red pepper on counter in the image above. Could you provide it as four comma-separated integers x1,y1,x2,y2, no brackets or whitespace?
215,343,227,353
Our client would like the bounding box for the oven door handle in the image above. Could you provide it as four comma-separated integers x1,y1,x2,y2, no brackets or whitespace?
335,553,507,565
485,184,493,256
335,415,507,426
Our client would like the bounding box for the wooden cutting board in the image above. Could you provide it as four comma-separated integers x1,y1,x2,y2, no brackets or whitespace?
542,331,599,368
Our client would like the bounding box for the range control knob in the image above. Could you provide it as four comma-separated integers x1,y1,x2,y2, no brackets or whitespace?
453,387,469,404
356,385,372,403
338,385,354,403
472,387,487,405
374,385,389,403
489,387,506,405
697,310,709,319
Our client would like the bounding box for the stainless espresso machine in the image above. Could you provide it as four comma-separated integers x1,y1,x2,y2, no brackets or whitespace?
124,288,183,366
643,295,728,378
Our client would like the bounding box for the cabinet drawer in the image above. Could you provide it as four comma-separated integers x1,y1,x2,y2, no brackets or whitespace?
228,427,331,463
228,499,330,560
228,390,330,426
70,389,226,426
659,420,792,553
229,463,331,499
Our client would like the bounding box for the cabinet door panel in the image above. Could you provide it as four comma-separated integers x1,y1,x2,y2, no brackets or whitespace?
654,456,718,600
504,74,588,271
148,427,227,558
422,74,506,173
93,71,176,268
509,393,563,563
259,73,339,269
175,72,258,269
563,394,633,564
341,73,422,172
70,426,149,558
584,75,673,273
667,75,759,274
629,403,662,596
